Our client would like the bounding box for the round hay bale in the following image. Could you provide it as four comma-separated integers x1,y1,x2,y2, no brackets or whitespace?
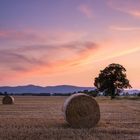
2,95,14,104
62,93,100,128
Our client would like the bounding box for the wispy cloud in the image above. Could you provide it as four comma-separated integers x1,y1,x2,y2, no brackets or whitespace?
78,4,94,19
0,29,43,41
0,29,87,45
97,47,140,62
0,41,98,80
83,47,140,65
0,27,97,83
0,49,44,71
110,25,140,31
108,0,140,18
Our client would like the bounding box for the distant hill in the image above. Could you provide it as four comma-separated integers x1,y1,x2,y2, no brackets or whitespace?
0,85,95,94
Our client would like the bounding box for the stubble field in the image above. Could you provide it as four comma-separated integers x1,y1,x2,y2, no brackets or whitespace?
0,96,140,140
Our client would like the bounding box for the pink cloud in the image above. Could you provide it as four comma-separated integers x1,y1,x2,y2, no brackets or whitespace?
0,29,87,45
110,25,140,31
0,41,98,81
78,4,94,19
0,27,98,84
0,29,42,41
108,0,140,18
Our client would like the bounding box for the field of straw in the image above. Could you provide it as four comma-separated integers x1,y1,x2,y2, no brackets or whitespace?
0,96,140,140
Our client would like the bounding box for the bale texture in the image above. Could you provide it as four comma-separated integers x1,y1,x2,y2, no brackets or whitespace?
62,93,100,128
2,95,14,104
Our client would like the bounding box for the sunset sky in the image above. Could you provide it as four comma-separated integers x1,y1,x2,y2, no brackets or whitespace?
0,0,140,88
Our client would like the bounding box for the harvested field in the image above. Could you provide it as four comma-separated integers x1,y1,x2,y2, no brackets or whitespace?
0,96,140,140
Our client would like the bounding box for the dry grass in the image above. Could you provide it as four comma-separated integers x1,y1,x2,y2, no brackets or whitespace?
0,96,140,140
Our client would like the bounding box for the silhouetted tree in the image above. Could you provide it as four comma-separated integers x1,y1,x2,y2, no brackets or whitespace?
94,63,131,99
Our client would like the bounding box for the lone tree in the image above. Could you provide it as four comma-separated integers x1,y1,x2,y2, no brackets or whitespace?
94,63,131,99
